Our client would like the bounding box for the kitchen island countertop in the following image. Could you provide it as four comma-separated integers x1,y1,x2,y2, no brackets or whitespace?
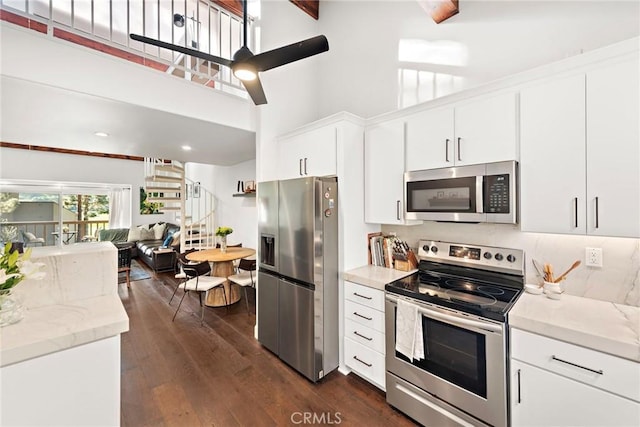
0,243,129,367
344,265,417,291
509,293,640,362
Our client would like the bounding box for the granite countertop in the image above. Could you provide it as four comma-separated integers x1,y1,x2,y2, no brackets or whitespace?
0,242,129,367
509,293,640,363
344,265,417,291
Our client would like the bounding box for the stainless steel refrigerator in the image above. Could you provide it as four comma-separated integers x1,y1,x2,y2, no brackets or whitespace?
257,176,338,382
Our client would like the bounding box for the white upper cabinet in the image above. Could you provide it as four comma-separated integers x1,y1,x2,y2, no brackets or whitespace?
454,92,518,166
405,92,518,171
278,125,337,180
405,107,453,171
364,120,420,225
520,57,640,237
520,74,587,234
586,58,640,238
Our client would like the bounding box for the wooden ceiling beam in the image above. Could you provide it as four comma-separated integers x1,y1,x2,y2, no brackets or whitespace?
418,0,459,24
290,0,319,20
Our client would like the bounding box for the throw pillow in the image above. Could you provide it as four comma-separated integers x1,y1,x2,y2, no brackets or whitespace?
139,227,155,240
127,226,142,242
24,231,37,240
162,234,173,247
170,230,181,246
152,223,166,240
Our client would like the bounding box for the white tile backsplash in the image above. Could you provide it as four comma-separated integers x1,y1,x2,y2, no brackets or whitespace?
383,222,640,307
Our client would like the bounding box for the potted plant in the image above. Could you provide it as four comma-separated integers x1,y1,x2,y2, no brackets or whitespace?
215,227,233,253
0,243,46,326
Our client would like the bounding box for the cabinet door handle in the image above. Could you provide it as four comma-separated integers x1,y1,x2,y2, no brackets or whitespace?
457,137,462,162
353,331,373,341
551,355,603,375
304,157,308,175
517,369,522,403
353,312,372,321
353,355,372,367
353,292,372,300
299,158,303,176
574,197,579,228
595,196,599,229
397,200,401,221
445,139,450,162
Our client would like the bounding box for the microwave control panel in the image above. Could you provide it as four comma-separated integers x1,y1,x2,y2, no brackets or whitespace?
484,174,510,213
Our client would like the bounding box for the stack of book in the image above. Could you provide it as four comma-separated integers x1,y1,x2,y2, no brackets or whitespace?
368,233,415,269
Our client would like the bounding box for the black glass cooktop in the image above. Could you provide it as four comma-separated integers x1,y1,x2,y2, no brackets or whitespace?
385,260,524,322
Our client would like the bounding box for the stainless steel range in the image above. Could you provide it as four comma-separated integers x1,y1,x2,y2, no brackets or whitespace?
385,239,525,427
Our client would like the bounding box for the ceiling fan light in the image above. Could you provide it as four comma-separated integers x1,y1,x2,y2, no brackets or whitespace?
233,66,257,81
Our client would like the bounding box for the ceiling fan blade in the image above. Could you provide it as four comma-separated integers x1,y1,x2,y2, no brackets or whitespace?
242,77,268,105
247,35,329,72
130,34,233,68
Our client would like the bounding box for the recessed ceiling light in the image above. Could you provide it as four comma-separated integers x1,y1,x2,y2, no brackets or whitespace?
94,131,109,137
181,145,192,151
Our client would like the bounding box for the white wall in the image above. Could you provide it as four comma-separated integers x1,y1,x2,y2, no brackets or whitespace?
255,0,321,182
0,23,255,133
316,0,640,118
213,159,258,250
0,147,174,227
186,160,257,250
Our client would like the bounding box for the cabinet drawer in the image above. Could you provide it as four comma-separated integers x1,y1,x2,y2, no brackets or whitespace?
344,337,385,389
345,281,384,311
511,328,640,402
345,299,385,333
345,318,385,354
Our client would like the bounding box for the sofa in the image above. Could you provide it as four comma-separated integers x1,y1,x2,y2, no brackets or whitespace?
98,222,181,272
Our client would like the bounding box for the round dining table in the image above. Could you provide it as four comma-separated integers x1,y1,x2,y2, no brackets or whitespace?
186,247,256,307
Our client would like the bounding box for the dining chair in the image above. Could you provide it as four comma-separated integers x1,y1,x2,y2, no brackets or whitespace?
117,246,132,288
227,258,257,315
171,248,198,301
172,259,227,325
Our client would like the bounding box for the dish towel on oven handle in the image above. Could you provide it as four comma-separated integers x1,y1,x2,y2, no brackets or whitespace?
395,299,425,361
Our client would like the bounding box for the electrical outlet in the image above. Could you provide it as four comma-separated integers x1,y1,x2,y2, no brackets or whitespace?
585,247,603,267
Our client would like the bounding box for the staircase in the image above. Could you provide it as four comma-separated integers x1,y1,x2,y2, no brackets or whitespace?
144,158,217,252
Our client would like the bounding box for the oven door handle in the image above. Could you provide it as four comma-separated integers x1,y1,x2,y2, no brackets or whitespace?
386,295,503,334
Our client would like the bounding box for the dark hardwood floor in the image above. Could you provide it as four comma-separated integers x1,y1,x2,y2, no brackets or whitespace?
118,264,417,426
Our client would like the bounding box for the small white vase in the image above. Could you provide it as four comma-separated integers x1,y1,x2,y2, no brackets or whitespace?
220,236,227,253
0,290,24,327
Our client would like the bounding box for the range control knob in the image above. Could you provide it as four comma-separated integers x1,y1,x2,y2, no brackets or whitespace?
430,246,438,254
483,252,492,260
507,254,516,263
494,253,504,261
422,245,429,252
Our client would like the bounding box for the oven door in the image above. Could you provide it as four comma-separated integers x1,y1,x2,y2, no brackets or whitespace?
385,294,507,427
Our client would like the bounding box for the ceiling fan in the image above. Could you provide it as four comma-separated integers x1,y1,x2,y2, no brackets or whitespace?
130,0,329,105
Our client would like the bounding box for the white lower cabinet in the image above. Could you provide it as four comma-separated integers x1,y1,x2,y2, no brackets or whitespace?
344,281,386,390
510,328,640,427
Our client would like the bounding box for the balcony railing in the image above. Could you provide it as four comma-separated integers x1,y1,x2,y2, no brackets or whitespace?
2,219,109,246
0,0,251,99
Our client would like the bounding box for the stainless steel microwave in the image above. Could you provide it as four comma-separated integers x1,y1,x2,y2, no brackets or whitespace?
404,161,518,224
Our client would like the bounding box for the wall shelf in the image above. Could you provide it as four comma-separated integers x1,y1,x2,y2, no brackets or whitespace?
233,192,256,197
